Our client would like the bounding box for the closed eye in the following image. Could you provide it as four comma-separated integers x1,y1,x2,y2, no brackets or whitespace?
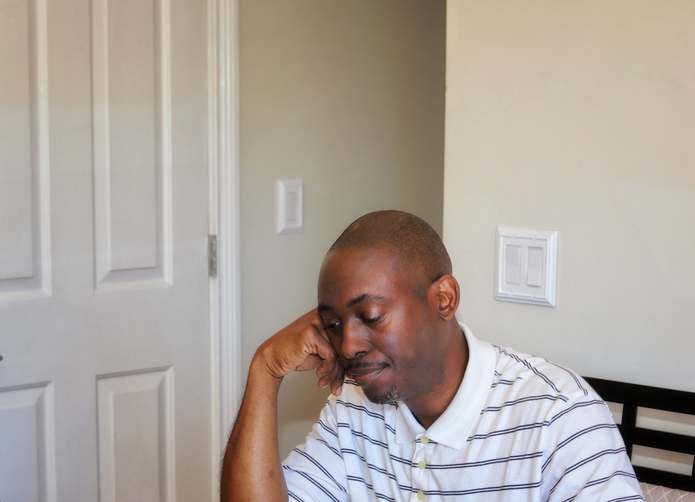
363,315,383,324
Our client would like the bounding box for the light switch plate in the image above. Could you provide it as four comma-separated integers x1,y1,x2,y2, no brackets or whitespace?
277,179,303,234
495,227,558,307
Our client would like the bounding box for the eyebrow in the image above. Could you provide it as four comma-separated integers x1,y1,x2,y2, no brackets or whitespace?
318,293,387,313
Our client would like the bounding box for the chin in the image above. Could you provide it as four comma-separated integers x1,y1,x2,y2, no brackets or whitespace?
365,385,401,405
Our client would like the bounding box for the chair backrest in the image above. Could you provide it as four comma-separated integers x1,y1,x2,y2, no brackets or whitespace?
583,377,695,492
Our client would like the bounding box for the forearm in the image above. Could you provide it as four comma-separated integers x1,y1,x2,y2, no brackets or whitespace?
220,358,287,502
220,309,342,501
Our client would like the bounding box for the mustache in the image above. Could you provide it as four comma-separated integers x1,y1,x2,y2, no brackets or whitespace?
344,361,389,372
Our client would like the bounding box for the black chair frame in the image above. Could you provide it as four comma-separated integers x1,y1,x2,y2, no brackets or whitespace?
584,377,695,492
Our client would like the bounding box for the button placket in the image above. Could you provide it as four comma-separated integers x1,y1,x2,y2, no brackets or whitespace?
410,436,431,501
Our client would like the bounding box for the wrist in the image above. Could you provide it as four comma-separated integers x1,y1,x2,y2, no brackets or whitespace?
249,353,284,390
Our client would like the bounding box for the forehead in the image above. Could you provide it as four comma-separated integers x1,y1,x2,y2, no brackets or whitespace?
318,246,408,305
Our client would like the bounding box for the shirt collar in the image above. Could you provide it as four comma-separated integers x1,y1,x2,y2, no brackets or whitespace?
394,324,496,449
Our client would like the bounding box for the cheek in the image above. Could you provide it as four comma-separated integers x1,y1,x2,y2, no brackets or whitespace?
324,332,342,354
332,336,347,357
380,333,420,370
385,326,438,373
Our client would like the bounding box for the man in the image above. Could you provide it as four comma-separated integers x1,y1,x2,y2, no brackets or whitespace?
221,211,643,501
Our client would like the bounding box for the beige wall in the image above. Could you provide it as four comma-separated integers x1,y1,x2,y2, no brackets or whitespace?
444,2,695,391
239,0,446,457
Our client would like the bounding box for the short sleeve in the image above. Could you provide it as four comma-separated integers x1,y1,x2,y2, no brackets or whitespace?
541,390,644,501
282,397,349,502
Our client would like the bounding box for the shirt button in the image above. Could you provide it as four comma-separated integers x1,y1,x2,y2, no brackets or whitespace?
418,460,426,469
417,490,425,500
420,437,430,444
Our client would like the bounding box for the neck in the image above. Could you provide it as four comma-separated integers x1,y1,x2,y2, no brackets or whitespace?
407,323,468,429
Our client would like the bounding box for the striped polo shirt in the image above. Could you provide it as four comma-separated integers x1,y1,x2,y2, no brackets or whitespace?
282,325,643,501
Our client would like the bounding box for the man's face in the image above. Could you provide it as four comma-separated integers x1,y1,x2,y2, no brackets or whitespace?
317,246,446,405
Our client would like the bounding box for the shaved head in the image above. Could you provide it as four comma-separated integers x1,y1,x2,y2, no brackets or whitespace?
327,211,452,289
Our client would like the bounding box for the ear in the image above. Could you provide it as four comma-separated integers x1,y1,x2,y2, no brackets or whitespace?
434,274,460,321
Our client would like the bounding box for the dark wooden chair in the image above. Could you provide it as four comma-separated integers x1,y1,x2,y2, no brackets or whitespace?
583,377,695,492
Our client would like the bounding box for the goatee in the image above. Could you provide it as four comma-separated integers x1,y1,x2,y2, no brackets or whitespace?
368,385,401,405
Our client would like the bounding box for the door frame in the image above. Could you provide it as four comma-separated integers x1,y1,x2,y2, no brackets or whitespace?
208,0,241,494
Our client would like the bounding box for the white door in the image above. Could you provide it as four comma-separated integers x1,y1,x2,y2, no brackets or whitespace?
0,1,214,500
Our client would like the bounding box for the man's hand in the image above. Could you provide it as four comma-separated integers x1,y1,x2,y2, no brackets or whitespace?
221,309,346,501
254,309,345,396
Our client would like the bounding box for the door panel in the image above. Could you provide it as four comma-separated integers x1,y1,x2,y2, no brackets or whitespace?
97,368,175,502
0,0,51,298
92,0,169,287
0,382,55,502
0,0,212,500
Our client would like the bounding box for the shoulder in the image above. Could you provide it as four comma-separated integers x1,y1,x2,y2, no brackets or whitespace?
491,345,595,400
482,345,609,429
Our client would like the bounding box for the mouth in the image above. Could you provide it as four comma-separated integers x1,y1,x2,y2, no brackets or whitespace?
346,363,388,387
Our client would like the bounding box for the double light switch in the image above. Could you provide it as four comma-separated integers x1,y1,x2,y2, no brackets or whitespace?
495,227,558,307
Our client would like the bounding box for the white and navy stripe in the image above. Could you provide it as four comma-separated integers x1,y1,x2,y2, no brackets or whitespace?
282,325,643,501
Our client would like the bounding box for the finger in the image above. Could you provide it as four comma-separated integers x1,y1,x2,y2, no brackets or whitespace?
330,378,343,396
315,349,336,375
315,352,340,387
307,308,331,341
329,363,345,396
317,355,345,392
306,324,338,365
297,354,323,373
294,324,337,374
305,311,344,392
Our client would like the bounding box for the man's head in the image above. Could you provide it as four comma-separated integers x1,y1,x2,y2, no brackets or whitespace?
328,210,452,293
317,211,464,411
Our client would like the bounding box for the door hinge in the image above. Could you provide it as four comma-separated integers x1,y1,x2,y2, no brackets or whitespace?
208,235,218,277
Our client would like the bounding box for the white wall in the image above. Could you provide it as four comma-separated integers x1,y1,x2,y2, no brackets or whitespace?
239,0,446,457
444,2,695,392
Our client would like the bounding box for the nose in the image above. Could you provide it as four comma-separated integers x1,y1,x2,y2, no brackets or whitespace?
338,320,371,360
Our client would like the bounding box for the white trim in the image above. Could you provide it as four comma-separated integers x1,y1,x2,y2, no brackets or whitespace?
159,0,174,287
208,0,241,497
36,0,52,298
